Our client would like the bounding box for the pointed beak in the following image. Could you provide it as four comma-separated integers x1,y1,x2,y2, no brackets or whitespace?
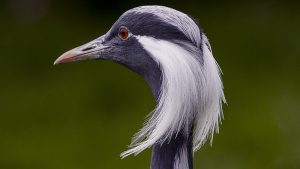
54,35,109,65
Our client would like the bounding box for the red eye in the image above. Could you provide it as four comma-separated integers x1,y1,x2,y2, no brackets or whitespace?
118,27,129,40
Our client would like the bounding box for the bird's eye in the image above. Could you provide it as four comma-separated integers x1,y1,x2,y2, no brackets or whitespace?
118,26,129,40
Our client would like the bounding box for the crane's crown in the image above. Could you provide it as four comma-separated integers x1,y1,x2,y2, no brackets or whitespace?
107,6,201,47
54,5,225,158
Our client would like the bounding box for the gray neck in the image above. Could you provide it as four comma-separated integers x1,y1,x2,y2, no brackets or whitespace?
150,131,193,169
144,68,193,169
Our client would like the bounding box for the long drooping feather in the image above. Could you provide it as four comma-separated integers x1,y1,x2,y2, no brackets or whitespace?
121,33,225,157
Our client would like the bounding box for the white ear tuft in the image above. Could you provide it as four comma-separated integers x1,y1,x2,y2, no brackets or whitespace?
193,34,226,151
120,34,225,158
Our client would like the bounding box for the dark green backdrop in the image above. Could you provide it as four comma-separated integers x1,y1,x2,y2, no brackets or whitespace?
0,0,299,168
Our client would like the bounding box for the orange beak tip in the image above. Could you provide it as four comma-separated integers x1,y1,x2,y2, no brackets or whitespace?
53,50,77,65
53,57,64,65
53,59,59,65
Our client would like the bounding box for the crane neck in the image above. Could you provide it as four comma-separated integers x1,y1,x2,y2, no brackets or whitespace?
150,131,193,169
143,68,193,169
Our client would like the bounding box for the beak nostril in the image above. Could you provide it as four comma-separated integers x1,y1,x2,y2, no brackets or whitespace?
82,45,96,52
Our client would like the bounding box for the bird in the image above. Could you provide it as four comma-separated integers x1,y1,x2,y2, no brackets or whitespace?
54,5,225,169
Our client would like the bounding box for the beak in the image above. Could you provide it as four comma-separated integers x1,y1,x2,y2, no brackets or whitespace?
54,35,109,65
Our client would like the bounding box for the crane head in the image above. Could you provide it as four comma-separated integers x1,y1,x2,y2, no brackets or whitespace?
54,5,225,158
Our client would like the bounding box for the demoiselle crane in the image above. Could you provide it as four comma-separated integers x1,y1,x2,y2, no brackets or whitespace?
54,5,225,169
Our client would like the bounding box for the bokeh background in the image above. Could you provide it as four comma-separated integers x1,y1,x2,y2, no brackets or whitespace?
0,0,299,168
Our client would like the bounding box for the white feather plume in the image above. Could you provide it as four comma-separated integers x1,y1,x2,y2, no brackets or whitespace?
120,34,225,158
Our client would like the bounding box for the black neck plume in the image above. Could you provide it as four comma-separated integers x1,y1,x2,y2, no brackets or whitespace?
150,131,193,169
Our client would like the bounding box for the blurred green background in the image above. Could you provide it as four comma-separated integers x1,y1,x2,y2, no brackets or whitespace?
0,0,299,168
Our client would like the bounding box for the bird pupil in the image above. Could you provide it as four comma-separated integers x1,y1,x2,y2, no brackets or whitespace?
119,27,128,40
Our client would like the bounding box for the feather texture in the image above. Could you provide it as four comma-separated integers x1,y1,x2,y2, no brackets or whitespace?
121,34,225,158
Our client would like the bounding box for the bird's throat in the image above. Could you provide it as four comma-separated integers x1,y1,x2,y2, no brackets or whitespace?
150,131,193,169
144,69,193,169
